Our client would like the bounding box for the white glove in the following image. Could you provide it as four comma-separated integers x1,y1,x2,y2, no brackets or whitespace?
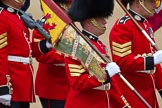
153,50,162,65
0,94,11,106
46,40,52,49
106,62,121,77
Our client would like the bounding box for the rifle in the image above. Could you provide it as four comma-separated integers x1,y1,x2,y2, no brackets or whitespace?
18,10,51,40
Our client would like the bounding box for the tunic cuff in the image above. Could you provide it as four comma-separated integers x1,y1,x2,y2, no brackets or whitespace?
145,56,154,70
0,85,10,95
39,39,50,53
103,70,111,84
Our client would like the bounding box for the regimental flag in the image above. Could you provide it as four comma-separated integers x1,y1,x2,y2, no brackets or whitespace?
54,25,107,82
40,0,71,45
40,0,107,82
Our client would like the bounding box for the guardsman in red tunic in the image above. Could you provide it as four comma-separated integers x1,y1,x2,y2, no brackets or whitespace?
0,0,52,108
63,0,130,108
110,0,162,107
122,0,162,33
34,0,72,108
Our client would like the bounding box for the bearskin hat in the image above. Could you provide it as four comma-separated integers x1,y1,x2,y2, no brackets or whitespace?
68,0,114,21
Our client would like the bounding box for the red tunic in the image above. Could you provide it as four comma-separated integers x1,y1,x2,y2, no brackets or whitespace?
33,29,69,100
109,10,162,107
0,7,48,102
64,27,128,108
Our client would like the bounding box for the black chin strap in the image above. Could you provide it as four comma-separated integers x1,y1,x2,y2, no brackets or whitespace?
82,30,98,42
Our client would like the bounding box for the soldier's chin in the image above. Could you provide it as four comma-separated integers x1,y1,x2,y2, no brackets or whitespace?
14,0,24,4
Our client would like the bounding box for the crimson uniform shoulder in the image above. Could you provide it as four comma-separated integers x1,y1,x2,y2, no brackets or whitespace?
117,16,130,24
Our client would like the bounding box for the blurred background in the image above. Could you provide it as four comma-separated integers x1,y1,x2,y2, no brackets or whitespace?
27,0,162,107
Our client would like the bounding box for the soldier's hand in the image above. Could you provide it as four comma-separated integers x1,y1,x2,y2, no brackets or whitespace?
0,94,11,106
153,50,162,65
105,62,121,77
46,39,52,49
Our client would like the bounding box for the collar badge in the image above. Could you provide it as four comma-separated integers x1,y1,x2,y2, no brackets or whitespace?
134,15,141,21
7,7,14,13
